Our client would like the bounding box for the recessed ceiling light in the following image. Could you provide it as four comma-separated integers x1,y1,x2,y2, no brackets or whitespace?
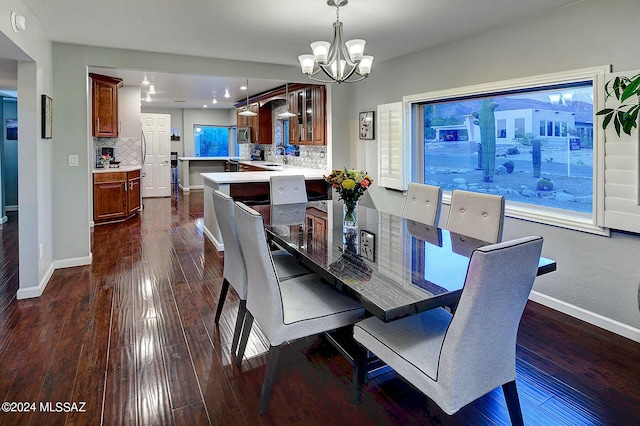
240,85,247,91
212,98,218,104
224,89,231,98
147,84,156,94
141,75,150,85
203,104,208,108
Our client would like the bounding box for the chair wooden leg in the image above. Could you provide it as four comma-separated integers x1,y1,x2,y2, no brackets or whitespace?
235,311,254,367
230,299,247,354
353,344,367,404
259,345,282,415
214,278,230,324
502,380,524,426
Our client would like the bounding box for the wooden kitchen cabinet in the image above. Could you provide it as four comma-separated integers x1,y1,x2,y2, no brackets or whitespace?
236,101,273,144
94,169,141,223
240,163,267,172
235,83,326,146
127,170,141,215
305,208,328,245
90,73,123,138
289,85,326,145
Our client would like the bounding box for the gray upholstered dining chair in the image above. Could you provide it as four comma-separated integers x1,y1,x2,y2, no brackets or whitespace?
233,201,364,414
211,190,311,354
353,235,543,425
445,189,505,243
402,182,442,226
269,175,308,204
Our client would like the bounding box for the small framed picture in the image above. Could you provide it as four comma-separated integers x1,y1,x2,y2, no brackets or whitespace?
41,95,53,139
359,111,374,140
359,230,376,262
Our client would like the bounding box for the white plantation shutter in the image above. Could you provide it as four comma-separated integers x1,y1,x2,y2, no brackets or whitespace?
602,69,640,233
377,212,406,279
378,102,408,190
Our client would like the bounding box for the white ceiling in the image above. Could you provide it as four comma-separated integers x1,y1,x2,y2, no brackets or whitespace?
2,0,581,108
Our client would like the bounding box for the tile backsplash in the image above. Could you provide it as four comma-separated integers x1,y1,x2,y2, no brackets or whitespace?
240,143,327,170
245,99,327,169
93,137,142,167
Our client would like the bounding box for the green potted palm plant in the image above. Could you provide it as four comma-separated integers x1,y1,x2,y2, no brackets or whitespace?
597,73,640,136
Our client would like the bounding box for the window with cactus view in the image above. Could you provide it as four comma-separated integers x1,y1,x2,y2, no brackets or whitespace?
420,81,593,215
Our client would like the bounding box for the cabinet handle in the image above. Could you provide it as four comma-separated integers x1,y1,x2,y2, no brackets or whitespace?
96,117,100,130
124,182,127,192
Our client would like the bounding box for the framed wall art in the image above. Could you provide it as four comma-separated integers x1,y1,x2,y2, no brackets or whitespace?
359,111,374,140
359,229,376,262
41,94,53,139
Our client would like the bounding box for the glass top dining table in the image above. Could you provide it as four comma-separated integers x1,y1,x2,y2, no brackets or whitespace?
254,199,556,323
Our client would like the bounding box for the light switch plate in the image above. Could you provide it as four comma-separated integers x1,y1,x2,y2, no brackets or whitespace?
68,154,79,167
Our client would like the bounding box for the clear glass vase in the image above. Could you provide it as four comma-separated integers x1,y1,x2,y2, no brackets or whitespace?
343,200,358,228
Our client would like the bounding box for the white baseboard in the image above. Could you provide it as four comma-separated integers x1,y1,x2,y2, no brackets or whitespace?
54,254,92,269
16,263,55,300
16,254,92,300
178,183,190,192
203,225,223,251
529,290,640,343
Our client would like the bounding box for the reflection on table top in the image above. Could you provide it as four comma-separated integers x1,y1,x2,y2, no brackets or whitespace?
255,200,556,322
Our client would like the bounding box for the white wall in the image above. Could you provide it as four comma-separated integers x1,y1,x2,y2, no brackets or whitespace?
0,0,55,298
352,0,640,340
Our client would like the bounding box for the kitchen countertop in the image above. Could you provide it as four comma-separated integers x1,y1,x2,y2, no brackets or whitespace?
178,156,242,161
201,164,328,184
93,165,142,173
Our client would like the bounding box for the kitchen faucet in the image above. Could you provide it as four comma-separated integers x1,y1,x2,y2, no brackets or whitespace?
275,147,288,165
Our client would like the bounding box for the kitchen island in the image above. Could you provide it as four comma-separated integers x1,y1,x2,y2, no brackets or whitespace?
202,165,330,250
178,156,241,192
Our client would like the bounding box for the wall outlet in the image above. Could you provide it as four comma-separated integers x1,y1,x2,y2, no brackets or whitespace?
68,154,79,167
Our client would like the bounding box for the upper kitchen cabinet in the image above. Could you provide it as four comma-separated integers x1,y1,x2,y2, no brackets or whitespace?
90,73,123,138
235,83,326,146
289,85,326,145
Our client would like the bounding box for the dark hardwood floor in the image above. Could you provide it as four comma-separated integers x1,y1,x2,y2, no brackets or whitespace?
0,190,639,425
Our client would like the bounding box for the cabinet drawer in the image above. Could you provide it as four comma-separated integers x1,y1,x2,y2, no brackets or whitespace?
94,171,127,183
127,169,141,179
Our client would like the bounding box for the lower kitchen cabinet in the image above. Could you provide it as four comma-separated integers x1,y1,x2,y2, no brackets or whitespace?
94,169,141,223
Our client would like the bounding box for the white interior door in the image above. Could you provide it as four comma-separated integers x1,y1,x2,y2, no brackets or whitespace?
141,113,171,197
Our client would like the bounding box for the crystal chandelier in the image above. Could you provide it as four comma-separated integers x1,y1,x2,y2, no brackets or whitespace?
298,0,374,84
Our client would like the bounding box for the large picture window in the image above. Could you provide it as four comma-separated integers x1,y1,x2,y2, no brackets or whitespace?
194,125,237,157
416,80,595,218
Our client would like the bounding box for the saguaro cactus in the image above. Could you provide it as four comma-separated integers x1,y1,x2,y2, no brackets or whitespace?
473,99,498,182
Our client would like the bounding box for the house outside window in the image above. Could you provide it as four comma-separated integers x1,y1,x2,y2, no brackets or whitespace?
416,81,594,219
497,119,507,138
